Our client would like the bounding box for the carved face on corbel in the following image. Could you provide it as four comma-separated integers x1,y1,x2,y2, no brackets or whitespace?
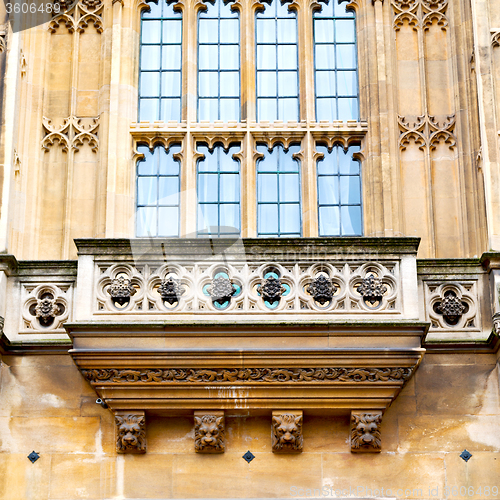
194,413,225,453
350,412,382,452
272,413,303,452
115,414,146,453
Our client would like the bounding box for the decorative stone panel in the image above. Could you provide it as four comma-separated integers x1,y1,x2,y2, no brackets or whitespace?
350,411,382,453
115,411,146,454
194,411,225,453
272,411,303,453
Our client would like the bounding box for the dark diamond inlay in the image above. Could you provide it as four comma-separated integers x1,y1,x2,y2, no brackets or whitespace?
27,451,40,464
460,449,472,462
242,450,255,463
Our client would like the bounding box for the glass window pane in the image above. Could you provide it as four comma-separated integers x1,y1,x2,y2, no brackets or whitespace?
279,174,300,202
137,149,156,175
199,71,219,97
138,177,157,205
142,20,161,43
220,173,240,202
258,72,277,97
277,45,297,70
137,207,157,237
158,207,179,237
163,20,181,43
257,46,276,70
256,19,276,43
158,177,180,204
258,204,278,234
220,72,239,97
198,173,219,202
161,72,181,97
338,98,358,120
199,45,218,70
199,19,218,43
314,19,334,43
220,99,239,122
277,19,296,43
161,98,180,121
278,72,297,97
198,99,218,121
341,205,362,235
319,206,340,236
198,204,219,232
280,204,300,233
340,176,361,204
141,72,160,97
316,71,336,97
257,147,277,171
257,99,277,121
317,150,337,175
197,146,218,171
159,148,181,175
336,20,355,43
220,19,239,43
316,98,336,122
141,46,161,70
258,174,278,202
278,98,298,122
315,45,334,70
142,1,161,18
318,175,338,205
337,71,357,96
162,45,181,69
279,145,300,171
220,45,239,70
220,204,240,233
139,99,159,121
336,45,357,69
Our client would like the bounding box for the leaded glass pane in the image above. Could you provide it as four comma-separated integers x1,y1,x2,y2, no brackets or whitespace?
197,0,240,122
316,144,362,236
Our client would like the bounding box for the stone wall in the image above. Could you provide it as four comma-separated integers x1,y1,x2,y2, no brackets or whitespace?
0,352,498,500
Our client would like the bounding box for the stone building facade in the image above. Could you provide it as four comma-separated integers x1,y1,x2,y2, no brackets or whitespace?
0,0,499,498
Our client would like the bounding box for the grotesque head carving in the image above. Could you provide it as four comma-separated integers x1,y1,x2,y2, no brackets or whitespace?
350,412,382,452
194,413,225,453
115,414,146,453
272,413,303,452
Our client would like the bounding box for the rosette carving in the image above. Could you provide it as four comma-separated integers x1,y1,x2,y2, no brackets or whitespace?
307,275,336,305
158,277,186,305
207,276,237,306
108,276,136,307
258,276,286,305
356,274,388,307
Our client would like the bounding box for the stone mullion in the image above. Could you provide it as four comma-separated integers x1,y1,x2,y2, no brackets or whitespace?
185,0,198,125
243,130,256,237
240,0,255,123
301,131,317,236
298,0,314,124
184,131,197,236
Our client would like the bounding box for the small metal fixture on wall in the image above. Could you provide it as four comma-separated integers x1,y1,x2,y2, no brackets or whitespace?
27,451,40,463
242,451,255,463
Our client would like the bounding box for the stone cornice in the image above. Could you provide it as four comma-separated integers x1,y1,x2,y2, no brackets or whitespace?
0,254,18,275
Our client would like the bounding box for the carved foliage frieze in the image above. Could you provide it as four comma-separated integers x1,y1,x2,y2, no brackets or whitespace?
115,412,146,454
50,0,103,33
93,260,401,314
398,114,456,152
194,411,225,453
42,116,99,153
272,411,303,453
424,281,478,330
82,367,415,384
392,0,448,31
22,283,71,332
350,411,382,453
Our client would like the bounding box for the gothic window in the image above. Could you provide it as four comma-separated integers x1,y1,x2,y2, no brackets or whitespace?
197,143,241,236
316,144,362,236
314,0,359,121
139,1,182,122
198,0,240,121
255,0,299,122
136,144,182,237
257,143,301,237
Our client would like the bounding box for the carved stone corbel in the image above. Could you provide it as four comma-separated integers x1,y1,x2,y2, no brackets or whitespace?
271,411,303,453
350,411,382,453
115,411,146,454
194,411,225,453
493,312,500,336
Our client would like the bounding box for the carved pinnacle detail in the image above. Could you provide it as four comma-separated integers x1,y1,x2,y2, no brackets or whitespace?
258,276,286,304
194,411,225,453
108,276,136,306
307,275,336,305
207,276,236,306
356,274,387,306
82,367,415,384
158,277,185,305
272,412,303,453
115,412,146,454
351,411,382,453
